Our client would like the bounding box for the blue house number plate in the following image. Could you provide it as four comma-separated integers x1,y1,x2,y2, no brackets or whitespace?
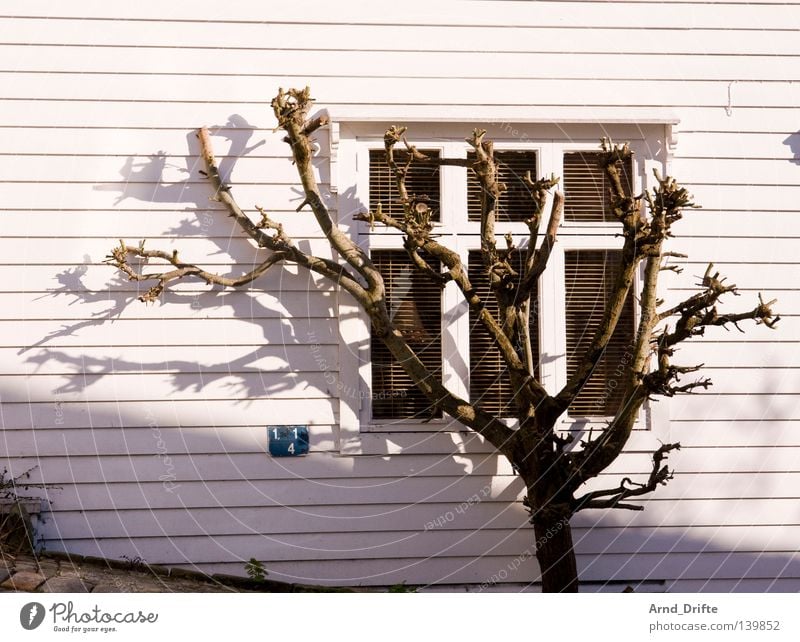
267,425,309,457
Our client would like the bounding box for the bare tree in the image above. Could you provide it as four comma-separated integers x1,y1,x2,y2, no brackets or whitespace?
106,87,779,592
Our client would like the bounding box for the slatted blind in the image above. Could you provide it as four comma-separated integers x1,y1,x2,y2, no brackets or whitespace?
369,149,441,221
371,250,443,420
565,250,635,417
468,251,539,417
563,151,633,222
467,150,538,222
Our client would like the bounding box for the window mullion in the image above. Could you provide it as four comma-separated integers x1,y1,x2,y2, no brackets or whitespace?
441,142,468,232
535,141,561,397
444,239,470,406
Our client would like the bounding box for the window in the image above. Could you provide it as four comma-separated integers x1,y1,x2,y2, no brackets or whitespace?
345,124,655,430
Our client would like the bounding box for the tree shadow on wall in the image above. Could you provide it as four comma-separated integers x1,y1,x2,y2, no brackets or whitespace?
782,130,800,165
20,115,337,403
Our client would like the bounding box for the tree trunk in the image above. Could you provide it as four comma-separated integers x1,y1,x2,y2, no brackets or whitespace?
533,515,579,592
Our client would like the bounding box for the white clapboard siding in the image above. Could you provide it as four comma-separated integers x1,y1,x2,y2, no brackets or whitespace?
7,75,800,107
0,344,339,375
2,155,330,185
0,237,336,265
31,500,800,541
4,103,799,134
35,547,799,588
661,261,800,289
0,128,328,157
0,399,338,429
0,291,336,320
6,48,800,82
2,434,670,481
2,0,799,590
669,579,800,593
27,477,522,512
29,477,800,514
669,132,797,159
41,510,800,555
0,211,316,240
679,344,800,368
0,182,334,214
8,1,800,29
33,529,800,569
0,317,336,348
0,373,337,405
2,19,799,55
671,394,800,422
0,263,335,292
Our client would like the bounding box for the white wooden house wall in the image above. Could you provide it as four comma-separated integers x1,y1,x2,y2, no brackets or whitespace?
1,0,799,591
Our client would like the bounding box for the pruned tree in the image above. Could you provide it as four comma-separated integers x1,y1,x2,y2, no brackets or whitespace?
106,87,779,592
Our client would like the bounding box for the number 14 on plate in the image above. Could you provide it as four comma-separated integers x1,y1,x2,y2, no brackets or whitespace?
267,425,310,457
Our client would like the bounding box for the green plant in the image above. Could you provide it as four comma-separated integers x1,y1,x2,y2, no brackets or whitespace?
245,557,268,582
388,582,417,593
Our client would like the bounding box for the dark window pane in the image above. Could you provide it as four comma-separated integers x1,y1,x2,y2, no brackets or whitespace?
467,150,538,223
369,149,441,222
371,250,443,420
468,250,539,417
565,250,635,416
563,152,633,223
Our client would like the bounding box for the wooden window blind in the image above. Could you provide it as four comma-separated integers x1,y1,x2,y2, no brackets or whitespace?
564,250,636,417
563,151,633,222
369,149,441,221
467,150,538,222
371,250,443,420
468,251,540,417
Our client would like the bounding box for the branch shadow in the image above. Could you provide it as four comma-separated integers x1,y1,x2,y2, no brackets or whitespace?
20,116,336,404
783,130,800,166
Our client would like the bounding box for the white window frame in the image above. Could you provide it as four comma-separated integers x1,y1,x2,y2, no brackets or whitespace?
333,121,673,447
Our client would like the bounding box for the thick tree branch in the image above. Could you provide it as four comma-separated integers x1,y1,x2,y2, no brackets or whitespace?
520,174,562,295
195,126,370,306
272,87,383,294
